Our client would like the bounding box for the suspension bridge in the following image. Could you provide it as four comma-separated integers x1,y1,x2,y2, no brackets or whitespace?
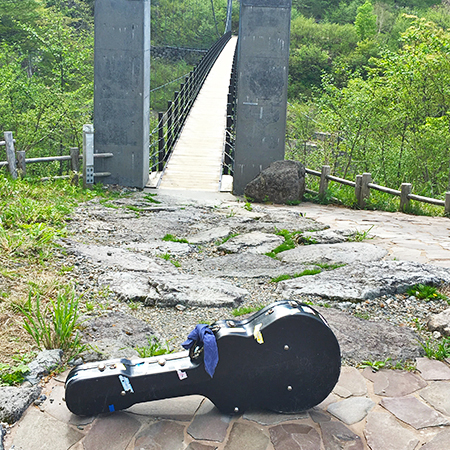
148,36,237,192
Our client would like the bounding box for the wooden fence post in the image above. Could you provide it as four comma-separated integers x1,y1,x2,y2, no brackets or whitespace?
70,147,80,172
445,192,450,215
17,151,26,177
355,175,362,206
400,183,412,213
4,131,17,179
319,165,331,196
359,173,372,208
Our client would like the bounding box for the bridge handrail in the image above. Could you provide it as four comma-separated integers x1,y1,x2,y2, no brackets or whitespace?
149,32,232,172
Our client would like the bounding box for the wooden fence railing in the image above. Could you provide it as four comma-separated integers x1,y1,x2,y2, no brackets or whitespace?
0,129,112,188
307,165,450,214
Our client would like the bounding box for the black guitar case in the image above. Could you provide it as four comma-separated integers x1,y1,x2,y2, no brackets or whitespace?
65,300,341,416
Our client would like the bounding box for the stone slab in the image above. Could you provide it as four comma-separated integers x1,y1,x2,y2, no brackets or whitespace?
217,231,284,254
279,260,450,301
83,412,141,450
420,381,450,416
186,443,218,450
188,226,232,244
381,396,450,429
416,357,450,380
333,367,367,398
364,411,419,450
327,397,375,424
133,420,186,450
320,420,364,450
362,369,427,397
9,408,84,450
145,273,248,307
427,308,450,336
187,399,232,442
243,409,308,425
318,307,424,363
126,395,203,421
421,428,450,449
223,422,270,450
269,423,321,450
279,242,386,266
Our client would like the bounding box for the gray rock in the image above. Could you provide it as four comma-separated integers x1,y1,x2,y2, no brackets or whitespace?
364,411,419,450
187,399,231,442
420,381,450,416
80,311,155,360
269,423,321,450
278,242,387,266
320,421,364,450
416,357,450,380
421,428,450,450
299,229,359,244
327,397,375,424
188,226,232,244
133,420,185,450
380,396,450,429
317,306,425,364
362,369,427,397
146,273,247,307
224,422,270,450
187,253,316,279
83,412,141,450
244,160,306,204
0,424,4,450
427,308,450,336
217,231,284,254
279,260,450,302
333,367,368,398
0,385,41,424
24,349,63,385
98,271,154,302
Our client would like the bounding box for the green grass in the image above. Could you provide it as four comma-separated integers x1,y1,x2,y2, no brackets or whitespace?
270,269,322,283
314,262,346,270
265,229,300,259
135,336,173,358
231,305,265,317
420,337,450,360
406,284,448,302
20,288,87,361
216,233,239,246
157,253,181,267
144,193,161,204
0,353,33,386
162,234,189,244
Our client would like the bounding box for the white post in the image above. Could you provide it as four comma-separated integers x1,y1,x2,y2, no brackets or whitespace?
4,131,17,179
83,124,94,189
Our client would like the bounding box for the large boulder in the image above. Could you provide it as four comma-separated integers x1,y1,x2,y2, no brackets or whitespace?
244,160,305,204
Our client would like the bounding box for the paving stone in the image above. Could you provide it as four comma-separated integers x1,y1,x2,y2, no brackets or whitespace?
309,407,331,423
9,408,84,450
134,420,186,450
243,409,308,426
327,397,375,425
269,423,320,450
416,357,450,380
0,385,41,424
40,385,94,426
223,422,270,450
381,396,450,429
187,399,232,442
420,381,450,416
185,443,218,450
333,367,367,398
320,421,364,450
83,412,141,450
362,369,427,396
126,395,203,421
188,226,231,244
421,428,450,449
364,411,419,450
217,231,284,254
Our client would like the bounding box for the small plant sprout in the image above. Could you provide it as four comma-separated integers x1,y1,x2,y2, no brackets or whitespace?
162,234,189,244
231,305,265,317
406,284,448,302
135,336,173,358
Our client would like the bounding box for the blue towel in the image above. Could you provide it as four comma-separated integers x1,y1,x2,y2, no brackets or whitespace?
182,324,219,378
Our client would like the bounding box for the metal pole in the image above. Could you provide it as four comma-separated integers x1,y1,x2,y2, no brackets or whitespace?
83,124,94,189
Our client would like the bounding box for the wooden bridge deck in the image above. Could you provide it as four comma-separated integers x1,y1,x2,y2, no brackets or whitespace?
157,37,237,191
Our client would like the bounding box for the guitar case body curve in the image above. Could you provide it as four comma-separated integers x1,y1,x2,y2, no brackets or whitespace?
65,300,341,416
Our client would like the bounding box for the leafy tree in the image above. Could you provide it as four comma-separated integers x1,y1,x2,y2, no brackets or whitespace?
355,1,377,41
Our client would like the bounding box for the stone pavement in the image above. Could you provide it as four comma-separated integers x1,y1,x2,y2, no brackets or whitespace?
4,358,450,450
5,196,450,450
